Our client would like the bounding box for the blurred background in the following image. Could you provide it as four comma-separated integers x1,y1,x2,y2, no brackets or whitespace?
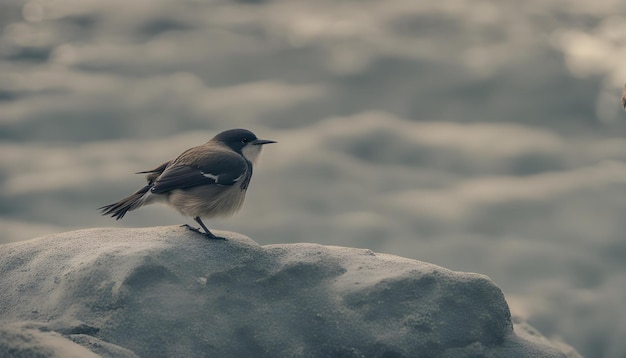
1,0,626,356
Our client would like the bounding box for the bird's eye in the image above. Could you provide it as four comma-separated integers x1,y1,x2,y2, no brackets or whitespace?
241,138,249,143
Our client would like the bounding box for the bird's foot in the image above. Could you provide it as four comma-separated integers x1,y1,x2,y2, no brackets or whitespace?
181,224,202,234
181,224,227,240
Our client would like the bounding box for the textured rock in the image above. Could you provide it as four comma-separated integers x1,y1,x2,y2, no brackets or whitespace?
0,227,580,357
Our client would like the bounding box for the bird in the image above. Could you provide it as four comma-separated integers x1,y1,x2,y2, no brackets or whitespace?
99,128,276,240
622,83,626,112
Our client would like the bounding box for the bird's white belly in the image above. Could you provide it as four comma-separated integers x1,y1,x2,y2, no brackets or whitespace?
167,185,247,218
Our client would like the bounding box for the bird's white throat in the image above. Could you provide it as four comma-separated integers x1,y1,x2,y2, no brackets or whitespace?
241,144,262,165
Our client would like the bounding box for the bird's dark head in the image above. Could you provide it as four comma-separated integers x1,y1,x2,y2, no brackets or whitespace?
211,128,277,163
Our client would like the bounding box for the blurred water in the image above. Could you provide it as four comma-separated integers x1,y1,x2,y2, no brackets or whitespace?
1,1,626,356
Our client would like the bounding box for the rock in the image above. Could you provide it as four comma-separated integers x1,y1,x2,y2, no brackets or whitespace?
0,322,100,358
0,227,581,357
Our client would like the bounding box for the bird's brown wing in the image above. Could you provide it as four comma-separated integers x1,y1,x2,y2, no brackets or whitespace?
150,154,249,194
136,161,170,183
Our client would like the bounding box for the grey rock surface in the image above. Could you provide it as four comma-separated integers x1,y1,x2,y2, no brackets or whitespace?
0,227,581,357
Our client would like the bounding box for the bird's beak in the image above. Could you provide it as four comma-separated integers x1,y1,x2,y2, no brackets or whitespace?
252,139,277,145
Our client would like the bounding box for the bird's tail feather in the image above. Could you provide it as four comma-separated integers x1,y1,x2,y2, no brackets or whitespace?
99,184,152,220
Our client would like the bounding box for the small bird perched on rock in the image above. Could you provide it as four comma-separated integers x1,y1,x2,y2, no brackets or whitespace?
100,128,276,240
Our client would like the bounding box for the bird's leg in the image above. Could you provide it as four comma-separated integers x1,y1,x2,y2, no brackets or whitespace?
181,221,225,240
193,216,226,240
